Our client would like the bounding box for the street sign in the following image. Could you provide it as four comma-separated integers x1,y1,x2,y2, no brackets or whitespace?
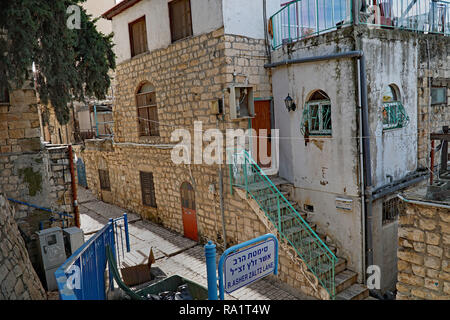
213,234,278,300
224,237,276,293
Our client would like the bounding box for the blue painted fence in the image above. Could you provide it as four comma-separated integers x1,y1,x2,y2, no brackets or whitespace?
55,214,130,300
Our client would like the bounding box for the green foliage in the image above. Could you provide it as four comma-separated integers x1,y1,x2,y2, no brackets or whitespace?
0,0,115,125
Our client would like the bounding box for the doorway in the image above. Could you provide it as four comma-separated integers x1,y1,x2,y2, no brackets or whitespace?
180,182,198,241
251,100,272,168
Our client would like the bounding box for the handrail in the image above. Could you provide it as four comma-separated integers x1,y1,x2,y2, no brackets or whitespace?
237,149,336,260
229,148,337,298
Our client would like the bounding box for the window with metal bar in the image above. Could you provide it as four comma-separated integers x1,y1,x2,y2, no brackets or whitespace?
136,82,159,137
129,16,148,57
382,197,401,225
140,171,157,208
301,90,332,136
98,169,111,191
169,0,193,42
382,84,409,130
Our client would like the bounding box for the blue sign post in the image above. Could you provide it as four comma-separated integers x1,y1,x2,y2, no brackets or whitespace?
204,234,278,300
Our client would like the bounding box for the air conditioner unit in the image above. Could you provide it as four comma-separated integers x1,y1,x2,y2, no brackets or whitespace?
229,86,255,120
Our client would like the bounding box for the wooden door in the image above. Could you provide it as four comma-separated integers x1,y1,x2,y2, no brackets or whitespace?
252,100,272,168
181,182,198,241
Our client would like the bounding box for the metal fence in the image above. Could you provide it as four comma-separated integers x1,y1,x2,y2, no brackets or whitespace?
270,0,450,49
270,0,353,49
55,214,130,300
358,0,450,34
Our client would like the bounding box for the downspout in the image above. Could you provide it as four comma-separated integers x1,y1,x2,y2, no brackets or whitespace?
264,49,375,285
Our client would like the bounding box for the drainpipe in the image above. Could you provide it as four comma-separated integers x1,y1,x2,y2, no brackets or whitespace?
68,145,80,228
264,49,375,282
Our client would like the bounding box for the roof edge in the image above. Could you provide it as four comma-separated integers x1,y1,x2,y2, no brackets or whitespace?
102,0,144,20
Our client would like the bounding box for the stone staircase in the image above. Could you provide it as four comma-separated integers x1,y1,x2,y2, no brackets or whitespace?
236,175,372,300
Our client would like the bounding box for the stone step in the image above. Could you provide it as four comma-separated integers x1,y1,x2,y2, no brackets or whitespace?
336,283,369,300
247,177,288,192
315,257,346,279
335,270,358,294
255,190,289,203
266,200,297,213
364,296,378,300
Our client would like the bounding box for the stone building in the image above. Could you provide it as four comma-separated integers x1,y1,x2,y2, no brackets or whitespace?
82,0,449,299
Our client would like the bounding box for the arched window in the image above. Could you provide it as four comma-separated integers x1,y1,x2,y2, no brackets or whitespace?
301,90,332,136
136,82,159,136
0,85,9,104
382,84,409,130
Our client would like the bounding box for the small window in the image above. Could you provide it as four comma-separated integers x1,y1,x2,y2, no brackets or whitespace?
0,85,9,104
129,16,148,57
98,169,111,191
140,171,157,208
431,87,447,105
301,90,332,136
382,197,400,225
382,85,409,130
136,82,159,136
169,0,193,42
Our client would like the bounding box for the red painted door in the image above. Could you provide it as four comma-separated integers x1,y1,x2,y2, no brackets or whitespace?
181,182,198,241
252,100,272,168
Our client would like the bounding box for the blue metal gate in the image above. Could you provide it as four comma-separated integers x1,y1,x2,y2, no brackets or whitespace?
77,158,87,188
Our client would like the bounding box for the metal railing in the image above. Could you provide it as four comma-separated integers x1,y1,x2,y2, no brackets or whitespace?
229,149,338,298
270,1,450,49
270,0,353,49
55,213,130,300
358,0,450,34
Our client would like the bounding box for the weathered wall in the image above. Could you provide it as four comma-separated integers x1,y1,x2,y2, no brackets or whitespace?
416,34,450,169
271,28,364,279
396,201,450,300
0,194,47,300
1,88,75,282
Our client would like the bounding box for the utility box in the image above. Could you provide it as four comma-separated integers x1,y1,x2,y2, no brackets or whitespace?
229,85,254,120
63,227,85,257
36,227,66,291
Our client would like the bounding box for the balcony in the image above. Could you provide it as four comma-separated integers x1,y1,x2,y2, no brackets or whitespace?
270,0,450,49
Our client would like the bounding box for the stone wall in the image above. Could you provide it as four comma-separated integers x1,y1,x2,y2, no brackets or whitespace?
416,35,450,169
396,201,450,299
0,194,47,300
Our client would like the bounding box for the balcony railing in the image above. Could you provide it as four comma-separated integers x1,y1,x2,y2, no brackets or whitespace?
359,0,450,34
270,0,353,49
270,0,450,49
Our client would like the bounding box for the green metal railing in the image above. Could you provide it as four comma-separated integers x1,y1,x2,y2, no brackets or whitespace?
270,0,353,49
358,0,450,35
229,149,338,298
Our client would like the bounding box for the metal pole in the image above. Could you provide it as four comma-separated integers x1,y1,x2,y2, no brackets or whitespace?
94,104,99,137
430,139,435,184
123,213,131,252
68,145,80,228
204,241,218,300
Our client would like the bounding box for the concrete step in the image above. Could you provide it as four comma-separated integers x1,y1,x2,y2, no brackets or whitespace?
364,296,379,300
336,283,369,300
335,270,358,294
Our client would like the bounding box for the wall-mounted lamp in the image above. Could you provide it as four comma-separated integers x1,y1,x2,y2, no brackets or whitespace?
284,94,296,112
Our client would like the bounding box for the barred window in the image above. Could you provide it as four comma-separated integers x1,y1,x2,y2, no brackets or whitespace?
98,169,111,191
301,90,332,136
140,171,157,208
382,197,400,225
382,85,409,130
136,82,159,137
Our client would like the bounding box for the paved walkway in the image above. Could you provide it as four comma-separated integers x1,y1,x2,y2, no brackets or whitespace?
78,188,314,300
